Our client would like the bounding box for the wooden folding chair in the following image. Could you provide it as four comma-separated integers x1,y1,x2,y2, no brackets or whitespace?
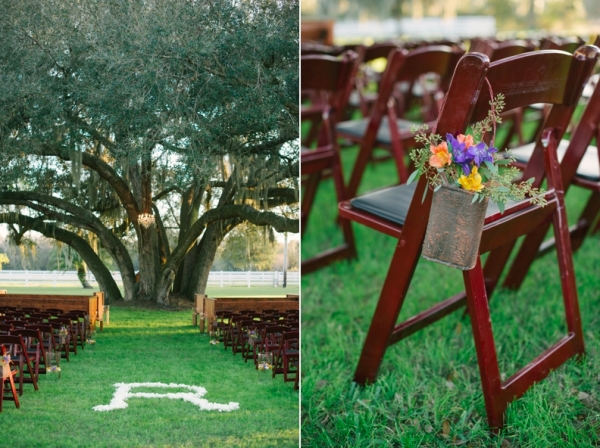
474,39,537,149
0,334,39,396
272,330,299,384
346,42,401,118
338,46,600,429
540,36,585,53
10,328,44,381
50,317,79,355
301,51,360,273
25,323,58,372
336,45,465,199
0,344,19,412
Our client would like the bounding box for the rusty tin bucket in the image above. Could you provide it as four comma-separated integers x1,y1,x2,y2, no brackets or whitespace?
422,185,488,270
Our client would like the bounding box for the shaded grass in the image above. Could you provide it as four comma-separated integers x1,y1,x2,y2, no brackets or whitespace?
301,131,600,446
4,307,299,447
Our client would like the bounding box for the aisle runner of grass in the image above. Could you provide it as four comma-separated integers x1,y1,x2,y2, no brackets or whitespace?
4,307,299,448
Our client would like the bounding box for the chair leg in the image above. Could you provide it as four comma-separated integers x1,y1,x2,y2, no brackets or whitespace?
463,259,505,429
463,188,585,430
301,172,322,233
347,135,377,200
1,371,20,410
354,240,420,385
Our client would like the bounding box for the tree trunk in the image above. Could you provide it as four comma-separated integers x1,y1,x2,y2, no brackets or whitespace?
136,223,161,301
187,220,239,298
174,243,200,295
76,263,93,289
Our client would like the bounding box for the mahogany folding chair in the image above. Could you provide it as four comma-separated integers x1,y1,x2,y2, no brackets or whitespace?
242,322,270,363
63,311,88,346
338,46,599,429
473,40,537,149
272,330,299,384
47,321,71,361
0,334,39,395
346,42,401,118
223,315,247,351
25,323,57,372
232,318,255,356
501,63,600,289
0,344,19,411
253,325,290,369
50,317,79,355
301,51,360,273
10,328,44,381
336,45,465,199
540,36,585,53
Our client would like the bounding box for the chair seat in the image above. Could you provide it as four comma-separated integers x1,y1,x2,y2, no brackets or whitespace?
350,182,517,227
511,139,599,181
336,117,416,146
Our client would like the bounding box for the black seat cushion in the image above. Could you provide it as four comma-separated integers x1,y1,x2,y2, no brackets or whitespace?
336,116,415,146
351,183,516,226
510,140,599,182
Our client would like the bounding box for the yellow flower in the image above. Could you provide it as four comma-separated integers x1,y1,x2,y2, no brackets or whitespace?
458,166,485,192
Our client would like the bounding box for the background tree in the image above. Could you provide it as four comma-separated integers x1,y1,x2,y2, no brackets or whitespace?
219,223,278,271
0,0,299,304
0,253,9,270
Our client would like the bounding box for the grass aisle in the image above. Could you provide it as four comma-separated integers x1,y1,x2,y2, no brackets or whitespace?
4,307,299,447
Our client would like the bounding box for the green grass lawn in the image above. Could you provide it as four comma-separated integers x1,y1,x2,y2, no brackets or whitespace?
3,307,299,447
0,285,299,298
301,131,600,446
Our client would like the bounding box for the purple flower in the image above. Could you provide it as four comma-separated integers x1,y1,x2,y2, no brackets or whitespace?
446,133,474,174
468,142,497,166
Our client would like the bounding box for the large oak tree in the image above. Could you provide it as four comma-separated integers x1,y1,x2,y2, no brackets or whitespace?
0,0,299,304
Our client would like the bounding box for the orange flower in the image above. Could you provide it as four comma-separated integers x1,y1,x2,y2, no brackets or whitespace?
458,166,485,192
429,142,452,168
457,134,474,149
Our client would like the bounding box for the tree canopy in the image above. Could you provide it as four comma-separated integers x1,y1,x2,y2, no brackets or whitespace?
0,0,299,304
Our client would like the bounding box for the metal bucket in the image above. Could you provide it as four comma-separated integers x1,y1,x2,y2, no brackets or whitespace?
422,185,488,270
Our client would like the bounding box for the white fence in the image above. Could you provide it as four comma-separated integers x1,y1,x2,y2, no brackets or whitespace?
0,270,299,288
334,16,496,41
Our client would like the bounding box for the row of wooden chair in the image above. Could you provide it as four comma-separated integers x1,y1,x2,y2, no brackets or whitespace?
211,310,299,389
301,38,600,429
0,307,92,411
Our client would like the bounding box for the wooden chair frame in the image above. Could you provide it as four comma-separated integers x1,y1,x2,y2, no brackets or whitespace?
336,45,464,199
0,345,19,411
0,334,39,396
301,51,360,273
338,47,599,429
501,57,600,289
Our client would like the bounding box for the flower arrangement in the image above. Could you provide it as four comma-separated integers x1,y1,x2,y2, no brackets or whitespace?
86,339,96,345
1,353,10,378
408,94,546,213
59,326,69,338
210,339,220,345
247,329,261,340
48,365,61,373
257,362,272,371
